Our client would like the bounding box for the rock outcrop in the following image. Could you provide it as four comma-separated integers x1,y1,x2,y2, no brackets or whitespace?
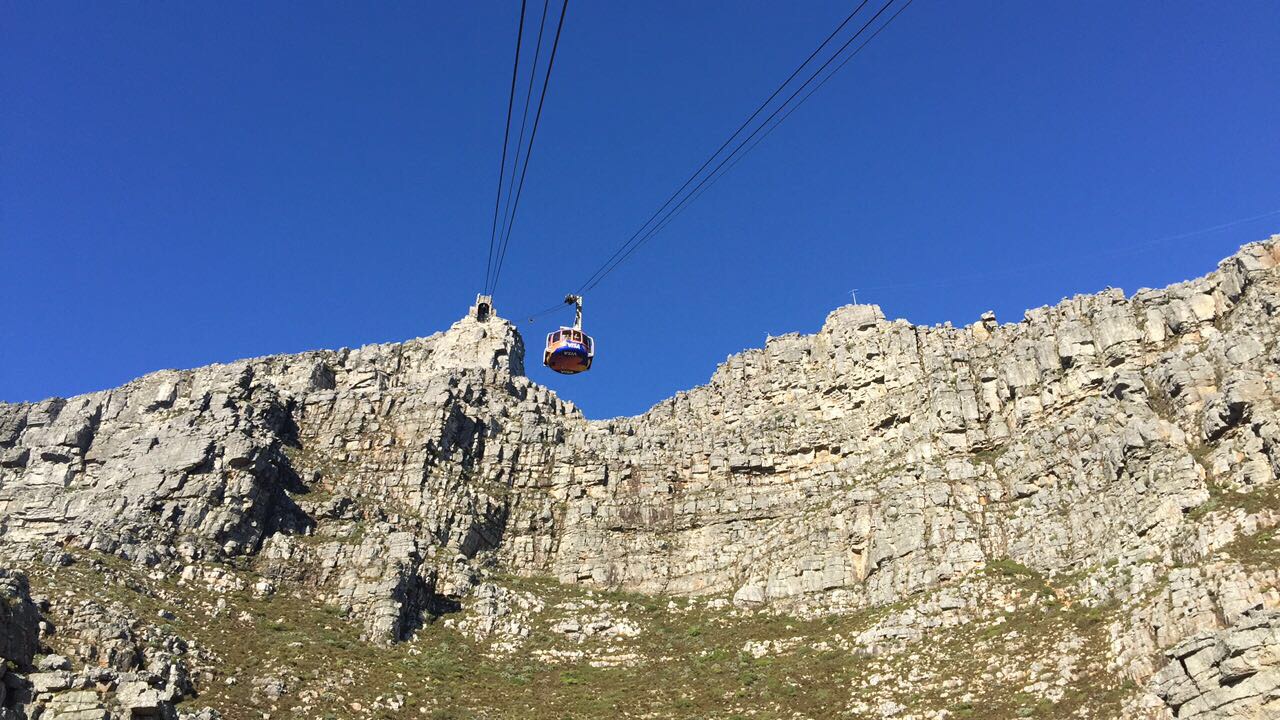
1,237,1278,719
1153,610,1280,719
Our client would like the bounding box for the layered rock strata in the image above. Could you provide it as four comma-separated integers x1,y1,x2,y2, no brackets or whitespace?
1,237,1279,718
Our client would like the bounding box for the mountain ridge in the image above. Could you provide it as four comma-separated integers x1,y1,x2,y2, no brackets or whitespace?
1,236,1278,719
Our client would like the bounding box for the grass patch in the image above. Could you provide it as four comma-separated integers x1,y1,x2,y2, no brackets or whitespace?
1187,482,1280,521
12,551,1138,720
1219,527,1280,569
985,558,1055,598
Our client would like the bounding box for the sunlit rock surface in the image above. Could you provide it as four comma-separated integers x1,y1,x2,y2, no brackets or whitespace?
1,237,1279,719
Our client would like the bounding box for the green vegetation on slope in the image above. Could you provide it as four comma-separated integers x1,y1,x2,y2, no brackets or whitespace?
18,554,1131,720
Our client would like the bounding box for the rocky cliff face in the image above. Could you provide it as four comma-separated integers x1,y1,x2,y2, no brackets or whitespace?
1,238,1278,720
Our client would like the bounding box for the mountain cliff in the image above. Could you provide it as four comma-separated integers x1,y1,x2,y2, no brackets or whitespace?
2,238,1278,720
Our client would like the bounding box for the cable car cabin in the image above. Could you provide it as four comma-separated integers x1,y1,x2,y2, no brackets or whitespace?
544,327,594,374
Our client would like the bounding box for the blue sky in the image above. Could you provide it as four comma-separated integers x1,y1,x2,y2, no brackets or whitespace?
3,1,1279,418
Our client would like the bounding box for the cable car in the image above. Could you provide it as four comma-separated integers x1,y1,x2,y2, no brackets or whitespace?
544,295,594,374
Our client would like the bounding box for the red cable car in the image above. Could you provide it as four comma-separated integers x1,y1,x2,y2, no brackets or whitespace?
544,295,594,375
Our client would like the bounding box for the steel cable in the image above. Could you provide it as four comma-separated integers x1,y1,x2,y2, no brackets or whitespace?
574,0,875,295
580,0,902,294
485,0,529,294
491,0,570,295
